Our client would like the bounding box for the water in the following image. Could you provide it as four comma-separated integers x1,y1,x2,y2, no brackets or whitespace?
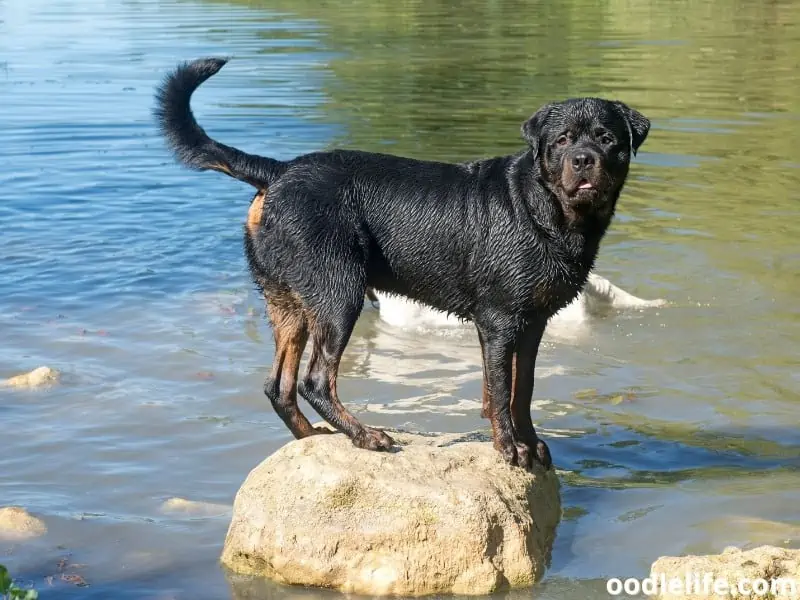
1,0,798,597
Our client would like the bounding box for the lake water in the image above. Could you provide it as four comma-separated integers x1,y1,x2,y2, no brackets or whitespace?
1,0,799,598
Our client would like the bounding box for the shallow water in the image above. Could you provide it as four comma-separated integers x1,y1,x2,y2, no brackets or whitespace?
1,0,799,598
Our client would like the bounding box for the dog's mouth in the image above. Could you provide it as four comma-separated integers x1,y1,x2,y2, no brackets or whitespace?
565,179,601,201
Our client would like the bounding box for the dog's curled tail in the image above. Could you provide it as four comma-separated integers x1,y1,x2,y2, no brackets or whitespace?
154,58,285,189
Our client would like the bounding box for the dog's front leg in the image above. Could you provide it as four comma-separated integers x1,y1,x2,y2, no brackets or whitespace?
475,318,530,469
476,328,492,419
510,317,552,470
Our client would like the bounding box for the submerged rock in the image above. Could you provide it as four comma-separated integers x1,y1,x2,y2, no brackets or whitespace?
2,366,59,389
650,545,800,599
0,506,47,541
161,497,231,517
221,429,561,596
700,516,800,548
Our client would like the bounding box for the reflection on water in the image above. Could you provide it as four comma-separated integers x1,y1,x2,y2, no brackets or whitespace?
0,0,798,598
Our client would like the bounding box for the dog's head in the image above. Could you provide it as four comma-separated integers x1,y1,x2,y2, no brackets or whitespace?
521,98,650,224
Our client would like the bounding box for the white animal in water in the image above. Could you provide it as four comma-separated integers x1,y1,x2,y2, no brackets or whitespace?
366,273,666,335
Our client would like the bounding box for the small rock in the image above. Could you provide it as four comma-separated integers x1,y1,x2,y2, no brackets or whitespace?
2,366,59,389
0,506,47,540
650,545,800,599
221,429,561,596
161,497,231,517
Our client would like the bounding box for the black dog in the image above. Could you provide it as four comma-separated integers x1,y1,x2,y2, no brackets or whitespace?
155,58,650,470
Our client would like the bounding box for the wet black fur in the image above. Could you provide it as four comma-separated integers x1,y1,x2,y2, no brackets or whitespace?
155,58,650,470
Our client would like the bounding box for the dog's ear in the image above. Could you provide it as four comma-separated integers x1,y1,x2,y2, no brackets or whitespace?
612,101,650,157
521,103,554,160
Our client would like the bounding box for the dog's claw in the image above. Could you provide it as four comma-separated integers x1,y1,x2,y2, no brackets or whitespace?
535,438,553,470
372,428,394,449
352,427,394,451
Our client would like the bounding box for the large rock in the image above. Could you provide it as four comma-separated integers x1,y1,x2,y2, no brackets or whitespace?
650,546,800,599
221,429,561,596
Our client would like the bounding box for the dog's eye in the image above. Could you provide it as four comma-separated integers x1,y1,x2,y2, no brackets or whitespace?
596,130,615,145
556,134,570,146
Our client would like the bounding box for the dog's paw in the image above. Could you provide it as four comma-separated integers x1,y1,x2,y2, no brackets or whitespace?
352,427,394,451
515,441,535,471
497,441,521,468
499,438,553,471
507,441,536,471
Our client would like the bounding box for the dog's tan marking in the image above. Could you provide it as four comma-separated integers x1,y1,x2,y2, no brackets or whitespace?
246,188,267,236
208,161,233,176
265,294,320,439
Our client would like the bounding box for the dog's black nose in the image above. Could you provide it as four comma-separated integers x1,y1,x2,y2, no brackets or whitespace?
571,152,596,171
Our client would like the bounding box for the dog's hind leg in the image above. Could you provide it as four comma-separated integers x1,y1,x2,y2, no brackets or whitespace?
298,283,394,451
263,295,328,439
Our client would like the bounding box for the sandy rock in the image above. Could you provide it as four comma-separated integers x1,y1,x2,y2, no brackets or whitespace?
221,429,561,596
161,497,231,517
2,366,59,388
0,506,47,541
650,545,800,599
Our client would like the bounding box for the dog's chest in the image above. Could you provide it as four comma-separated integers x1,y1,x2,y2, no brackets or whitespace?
523,265,587,317
535,230,600,315
538,275,586,315
489,232,593,317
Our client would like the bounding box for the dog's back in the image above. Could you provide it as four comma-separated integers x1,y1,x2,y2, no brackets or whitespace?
155,58,591,322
